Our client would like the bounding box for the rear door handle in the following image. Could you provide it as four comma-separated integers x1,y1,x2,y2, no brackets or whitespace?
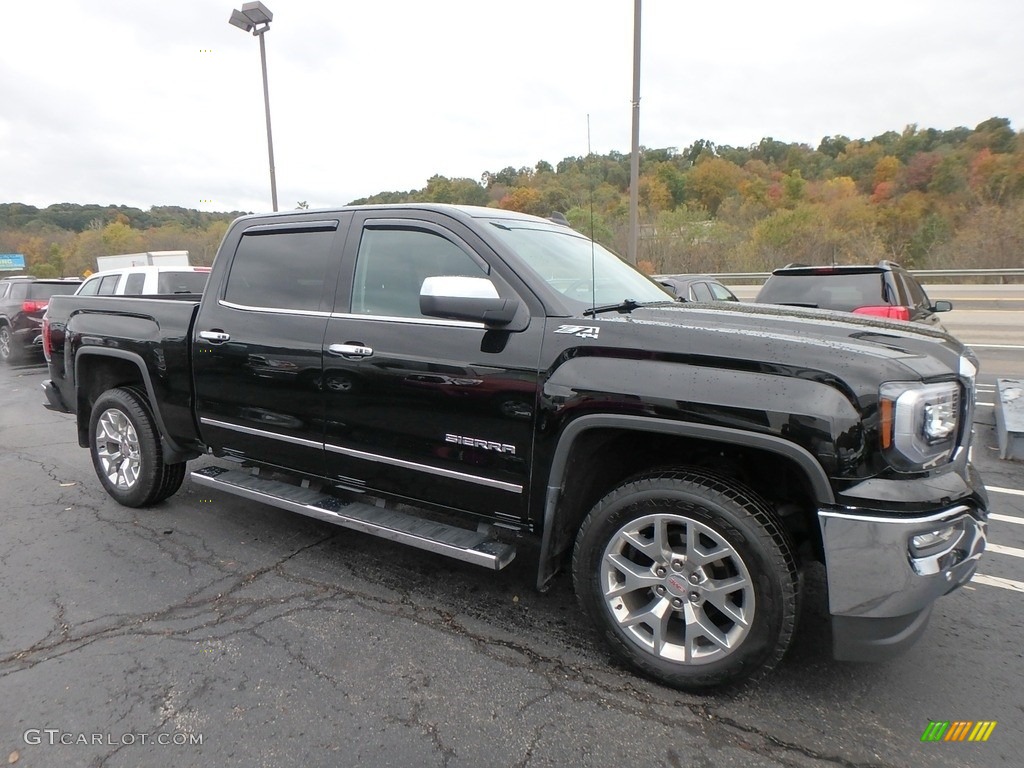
199,330,231,343
328,343,373,358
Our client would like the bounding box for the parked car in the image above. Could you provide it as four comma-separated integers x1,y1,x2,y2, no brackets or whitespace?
0,276,82,364
658,274,739,302
75,266,210,296
754,262,952,328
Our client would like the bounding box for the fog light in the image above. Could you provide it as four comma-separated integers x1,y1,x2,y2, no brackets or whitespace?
910,524,960,556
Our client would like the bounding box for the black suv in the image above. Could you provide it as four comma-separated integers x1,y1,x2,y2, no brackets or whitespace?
0,276,81,364
754,261,952,328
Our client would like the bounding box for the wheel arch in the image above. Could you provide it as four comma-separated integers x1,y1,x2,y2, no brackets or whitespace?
74,348,194,463
536,414,835,589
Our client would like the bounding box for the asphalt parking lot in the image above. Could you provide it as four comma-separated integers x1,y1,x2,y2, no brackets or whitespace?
1,328,1022,767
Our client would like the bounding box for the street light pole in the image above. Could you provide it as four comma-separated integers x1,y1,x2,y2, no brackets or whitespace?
229,2,278,212
628,0,641,266
256,28,278,212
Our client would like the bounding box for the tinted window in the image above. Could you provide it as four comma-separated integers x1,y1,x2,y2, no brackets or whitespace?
78,277,100,295
351,227,486,318
10,283,28,300
22,282,80,300
709,282,738,301
899,272,928,308
124,273,146,294
157,271,207,294
757,272,886,311
0,283,9,299
225,229,336,311
97,275,120,295
690,282,713,301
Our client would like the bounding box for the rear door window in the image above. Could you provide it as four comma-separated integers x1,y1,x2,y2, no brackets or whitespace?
97,275,120,295
124,273,146,294
690,282,713,301
224,225,338,312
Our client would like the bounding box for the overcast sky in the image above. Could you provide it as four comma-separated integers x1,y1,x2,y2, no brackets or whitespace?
2,0,1022,214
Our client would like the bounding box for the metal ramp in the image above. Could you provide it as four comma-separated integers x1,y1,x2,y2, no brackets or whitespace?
191,466,516,570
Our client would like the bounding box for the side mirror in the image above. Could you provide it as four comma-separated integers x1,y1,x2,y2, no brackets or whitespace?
420,276,520,326
932,300,953,313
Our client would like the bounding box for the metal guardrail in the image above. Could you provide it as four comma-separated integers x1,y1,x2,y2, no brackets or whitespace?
706,268,1024,283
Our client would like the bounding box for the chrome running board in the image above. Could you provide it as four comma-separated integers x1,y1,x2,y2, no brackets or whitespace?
190,466,516,570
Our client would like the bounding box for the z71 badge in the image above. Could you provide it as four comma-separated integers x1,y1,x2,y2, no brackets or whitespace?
554,325,600,339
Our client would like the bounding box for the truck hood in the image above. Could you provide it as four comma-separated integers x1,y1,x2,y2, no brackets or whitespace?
587,300,971,385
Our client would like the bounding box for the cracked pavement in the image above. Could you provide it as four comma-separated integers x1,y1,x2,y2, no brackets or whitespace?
2,361,1020,767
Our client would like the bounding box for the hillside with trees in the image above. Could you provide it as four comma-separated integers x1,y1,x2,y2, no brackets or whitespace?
3,117,1021,278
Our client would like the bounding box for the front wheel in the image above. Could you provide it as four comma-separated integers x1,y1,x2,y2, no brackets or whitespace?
89,387,184,507
572,468,799,691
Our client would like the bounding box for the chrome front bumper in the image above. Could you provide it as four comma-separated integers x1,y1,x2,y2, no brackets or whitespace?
818,503,987,660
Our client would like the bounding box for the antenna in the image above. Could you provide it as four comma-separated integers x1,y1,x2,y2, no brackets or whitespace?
587,114,597,313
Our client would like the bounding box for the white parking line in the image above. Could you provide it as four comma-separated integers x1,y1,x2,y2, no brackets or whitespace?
972,574,1024,593
976,402,994,407
968,344,1024,350
991,513,1024,525
987,486,1024,497
987,543,1024,559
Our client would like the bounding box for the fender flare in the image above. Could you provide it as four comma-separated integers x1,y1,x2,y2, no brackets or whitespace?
536,414,835,589
74,347,196,463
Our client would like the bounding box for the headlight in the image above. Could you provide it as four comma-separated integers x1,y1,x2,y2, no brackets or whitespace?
879,381,961,471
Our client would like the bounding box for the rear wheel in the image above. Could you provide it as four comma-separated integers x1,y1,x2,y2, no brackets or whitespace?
0,325,23,365
152,461,187,504
573,468,799,691
89,387,184,507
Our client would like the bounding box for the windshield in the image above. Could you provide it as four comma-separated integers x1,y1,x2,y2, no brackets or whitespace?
486,220,672,308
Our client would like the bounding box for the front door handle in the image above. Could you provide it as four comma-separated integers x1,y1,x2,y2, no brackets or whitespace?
199,330,231,343
328,343,374,358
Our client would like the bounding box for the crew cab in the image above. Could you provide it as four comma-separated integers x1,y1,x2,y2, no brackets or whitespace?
41,204,988,690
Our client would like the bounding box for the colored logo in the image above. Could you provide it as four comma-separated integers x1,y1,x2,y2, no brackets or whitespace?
921,721,997,742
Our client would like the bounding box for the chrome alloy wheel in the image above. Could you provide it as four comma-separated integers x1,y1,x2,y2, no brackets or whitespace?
601,513,755,665
94,408,142,490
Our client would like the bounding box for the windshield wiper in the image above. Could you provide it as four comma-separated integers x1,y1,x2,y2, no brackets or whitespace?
583,298,644,316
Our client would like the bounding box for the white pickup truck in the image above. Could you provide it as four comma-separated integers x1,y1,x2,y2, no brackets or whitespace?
75,266,210,296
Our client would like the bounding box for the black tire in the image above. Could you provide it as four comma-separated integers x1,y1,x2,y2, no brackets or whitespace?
572,468,799,692
0,325,23,365
152,461,187,504
89,387,181,507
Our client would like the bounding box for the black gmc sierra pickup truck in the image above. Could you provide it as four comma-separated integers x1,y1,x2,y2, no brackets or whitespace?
42,204,988,691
